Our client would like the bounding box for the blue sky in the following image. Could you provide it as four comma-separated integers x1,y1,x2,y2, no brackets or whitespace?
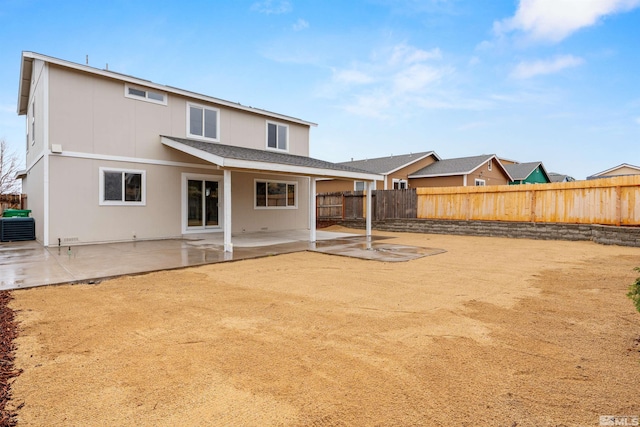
1,0,639,179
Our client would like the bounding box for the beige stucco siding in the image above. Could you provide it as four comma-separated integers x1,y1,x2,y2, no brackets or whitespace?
21,157,45,243
46,155,310,244
47,65,310,162
47,156,204,244
25,59,47,168
231,172,310,233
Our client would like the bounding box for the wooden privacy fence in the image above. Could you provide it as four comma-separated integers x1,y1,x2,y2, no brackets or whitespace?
0,194,24,214
317,190,417,221
417,175,640,226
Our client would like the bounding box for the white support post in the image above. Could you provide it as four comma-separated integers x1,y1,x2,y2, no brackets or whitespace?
365,180,373,240
223,169,232,253
309,177,317,243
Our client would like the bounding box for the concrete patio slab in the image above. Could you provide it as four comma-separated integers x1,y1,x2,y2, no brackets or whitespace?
0,230,445,290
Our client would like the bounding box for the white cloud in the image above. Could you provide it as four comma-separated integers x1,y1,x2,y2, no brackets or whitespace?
250,0,292,15
341,93,392,119
635,116,640,125
389,44,441,66
393,64,448,93
292,18,309,31
494,0,640,42
510,54,584,79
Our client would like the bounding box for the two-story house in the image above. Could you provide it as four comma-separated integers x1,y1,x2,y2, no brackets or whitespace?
17,52,379,250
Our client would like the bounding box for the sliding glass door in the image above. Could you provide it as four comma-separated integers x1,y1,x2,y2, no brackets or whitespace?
187,179,219,229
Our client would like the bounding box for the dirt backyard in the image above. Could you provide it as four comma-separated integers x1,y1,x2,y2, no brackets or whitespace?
6,228,640,426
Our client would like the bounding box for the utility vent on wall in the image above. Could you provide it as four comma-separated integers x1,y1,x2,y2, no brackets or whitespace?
0,218,36,242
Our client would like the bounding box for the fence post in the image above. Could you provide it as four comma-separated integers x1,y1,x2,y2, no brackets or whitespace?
615,186,621,226
530,190,537,223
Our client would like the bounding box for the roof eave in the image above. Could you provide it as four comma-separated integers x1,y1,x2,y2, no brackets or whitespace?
160,137,380,181
20,51,317,127
385,151,440,175
17,53,34,115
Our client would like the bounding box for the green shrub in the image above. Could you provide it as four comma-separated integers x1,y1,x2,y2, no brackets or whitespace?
629,267,640,314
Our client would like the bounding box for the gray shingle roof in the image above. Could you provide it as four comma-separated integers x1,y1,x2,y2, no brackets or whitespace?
338,152,439,174
504,162,543,181
409,154,495,177
548,173,574,182
161,136,377,176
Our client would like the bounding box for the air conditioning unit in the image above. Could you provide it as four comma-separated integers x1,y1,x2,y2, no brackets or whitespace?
0,218,36,242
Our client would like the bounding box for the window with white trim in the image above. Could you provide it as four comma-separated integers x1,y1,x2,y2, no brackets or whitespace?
99,168,146,206
488,159,492,171
124,83,167,105
266,121,288,151
475,179,486,186
354,181,365,191
255,180,296,208
188,103,219,141
393,179,408,189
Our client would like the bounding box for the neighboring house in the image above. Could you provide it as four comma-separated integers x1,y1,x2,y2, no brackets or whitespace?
17,52,380,249
504,162,550,185
408,154,512,187
548,172,575,183
316,151,441,192
587,163,640,180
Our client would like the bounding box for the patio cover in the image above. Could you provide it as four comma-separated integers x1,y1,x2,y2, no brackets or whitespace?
161,136,380,252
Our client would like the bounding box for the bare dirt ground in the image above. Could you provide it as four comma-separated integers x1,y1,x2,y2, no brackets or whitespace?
7,228,640,426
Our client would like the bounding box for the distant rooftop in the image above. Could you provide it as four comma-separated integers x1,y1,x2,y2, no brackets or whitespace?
338,151,440,175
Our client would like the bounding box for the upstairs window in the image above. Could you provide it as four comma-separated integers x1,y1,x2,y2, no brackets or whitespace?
100,168,146,206
31,100,35,146
488,159,493,171
266,121,288,151
124,84,167,105
188,103,219,141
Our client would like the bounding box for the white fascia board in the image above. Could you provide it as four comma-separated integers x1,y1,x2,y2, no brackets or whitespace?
160,137,225,167
385,151,439,175
21,51,317,128
17,55,34,115
223,158,381,180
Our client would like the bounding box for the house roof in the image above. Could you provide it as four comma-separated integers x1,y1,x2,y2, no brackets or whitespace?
504,161,549,181
338,151,441,175
587,163,640,179
161,136,381,181
17,52,317,127
409,154,512,180
548,172,575,183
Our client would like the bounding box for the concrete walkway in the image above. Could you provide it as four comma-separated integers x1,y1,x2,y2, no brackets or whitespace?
0,230,443,290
